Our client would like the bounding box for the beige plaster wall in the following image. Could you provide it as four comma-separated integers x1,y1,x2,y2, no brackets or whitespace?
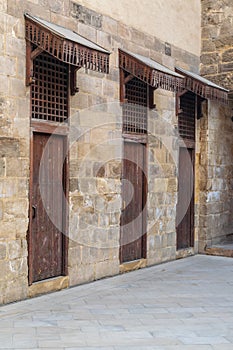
76,0,201,56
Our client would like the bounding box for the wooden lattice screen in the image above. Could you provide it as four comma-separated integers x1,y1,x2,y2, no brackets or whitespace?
31,52,68,122
123,77,148,134
178,92,195,141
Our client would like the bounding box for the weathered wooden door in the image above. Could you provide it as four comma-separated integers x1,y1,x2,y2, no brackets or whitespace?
120,140,147,263
176,147,194,249
29,132,66,283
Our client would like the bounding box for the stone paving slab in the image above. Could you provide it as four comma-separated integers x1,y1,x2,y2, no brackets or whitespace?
0,255,233,349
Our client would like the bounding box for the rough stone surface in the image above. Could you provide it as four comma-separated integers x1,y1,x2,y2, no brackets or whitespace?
201,0,233,91
197,101,233,252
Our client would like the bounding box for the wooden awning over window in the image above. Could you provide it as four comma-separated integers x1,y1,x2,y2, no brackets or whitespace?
119,49,184,92
24,13,110,76
175,67,229,104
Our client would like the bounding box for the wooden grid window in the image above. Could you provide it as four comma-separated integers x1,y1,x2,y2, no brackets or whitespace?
123,77,148,134
31,52,68,122
178,91,195,141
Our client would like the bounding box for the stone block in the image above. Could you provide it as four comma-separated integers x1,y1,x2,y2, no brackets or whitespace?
106,194,121,213
117,22,131,41
0,200,3,222
28,275,69,299
102,79,118,99
94,196,105,212
16,56,26,80
70,92,89,110
19,139,29,158
79,178,96,194
93,162,105,177
17,179,29,197
102,16,117,35
69,264,95,286
126,41,149,57
222,49,233,63
6,158,28,177
131,27,146,46
167,177,177,193
0,56,16,76
0,0,7,12
87,143,121,162
78,109,115,128
7,240,24,260
8,256,27,277
78,22,97,42
95,259,119,280
90,127,110,144
5,35,25,58
0,75,9,95
0,34,4,52
71,2,102,29
4,199,28,219
106,160,121,179
215,35,233,49
200,64,218,75
0,242,7,260
1,178,18,198
0,221,17,240
68,245,82,267
97,30,111,51
220,62,233,73
167,232,176,247
69,178,79,192
9,77,26,98
3,276,28,304
106,67,119,83
0,158,5,177
70,194,84,212
201,39,216,52
109,212,120,226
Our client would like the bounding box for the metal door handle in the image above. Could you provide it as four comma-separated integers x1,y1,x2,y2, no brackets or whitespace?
32,205,36,219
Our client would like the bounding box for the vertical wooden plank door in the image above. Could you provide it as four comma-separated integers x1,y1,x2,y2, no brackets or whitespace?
176,147,194,250
29,133,66,283
120,141,146,263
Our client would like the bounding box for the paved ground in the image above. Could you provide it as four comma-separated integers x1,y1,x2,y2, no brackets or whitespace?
1,255,233,349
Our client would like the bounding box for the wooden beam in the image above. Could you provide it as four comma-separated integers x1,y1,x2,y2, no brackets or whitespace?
124,74,134,84
31,47,43,60
120,68,126,103
70,65,81,96
26,41,34,86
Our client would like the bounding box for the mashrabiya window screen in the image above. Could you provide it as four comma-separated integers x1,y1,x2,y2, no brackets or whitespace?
178,92,195,141
123,77,148,134
31,52,68,122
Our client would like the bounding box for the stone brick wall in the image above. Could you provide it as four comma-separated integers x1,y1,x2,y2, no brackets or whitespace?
201,0,233,91
0,0,201,304
199,0,233,249
197,101,233,251
0,2,30,303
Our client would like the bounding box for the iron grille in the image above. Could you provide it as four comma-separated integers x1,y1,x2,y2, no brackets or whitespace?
123,77,148,134
31,52,68,122
178,92,195,141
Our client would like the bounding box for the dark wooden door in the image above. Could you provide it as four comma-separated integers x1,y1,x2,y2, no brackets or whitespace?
176,147,194,250
120,141,147,263
29,133,66,283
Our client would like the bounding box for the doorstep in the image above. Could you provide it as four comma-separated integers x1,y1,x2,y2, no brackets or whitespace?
176,247,195,259
120,258,147,273
28,276,69,298
205,242,233,258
